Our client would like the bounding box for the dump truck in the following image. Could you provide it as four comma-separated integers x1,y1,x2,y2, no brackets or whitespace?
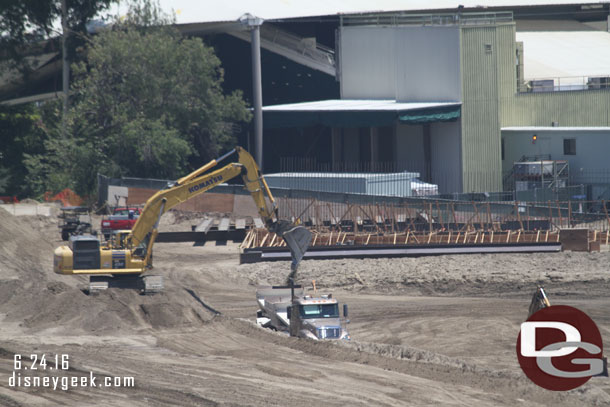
256,285,350,340
54,147,312,294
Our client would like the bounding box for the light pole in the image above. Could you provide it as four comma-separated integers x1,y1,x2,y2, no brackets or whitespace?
239,14,264,170
61,0,69,137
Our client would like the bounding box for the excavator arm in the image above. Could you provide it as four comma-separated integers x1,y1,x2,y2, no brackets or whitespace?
127,147,311,267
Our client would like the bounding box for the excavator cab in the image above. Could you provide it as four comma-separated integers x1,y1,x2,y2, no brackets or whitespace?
114,231,130,248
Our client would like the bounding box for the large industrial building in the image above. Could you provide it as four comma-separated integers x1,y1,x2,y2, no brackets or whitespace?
4,1,610,197
260,9,610,196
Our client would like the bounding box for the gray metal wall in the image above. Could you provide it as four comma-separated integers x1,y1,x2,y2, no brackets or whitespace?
393,26,461,102
430,120,462,193
395,123,424,171
502,129,610,173
339,26,461,102
339,27,396,99
338,21,610,194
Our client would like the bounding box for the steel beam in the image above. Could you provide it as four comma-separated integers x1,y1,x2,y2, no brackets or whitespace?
240,242,561,263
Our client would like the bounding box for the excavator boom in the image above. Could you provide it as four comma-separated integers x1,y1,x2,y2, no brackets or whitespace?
53,147,311,293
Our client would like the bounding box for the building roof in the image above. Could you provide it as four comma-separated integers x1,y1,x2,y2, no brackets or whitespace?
114,1,607,24
516,31,610,84
502,126,610,131
262,99,461,128
263,99,460,111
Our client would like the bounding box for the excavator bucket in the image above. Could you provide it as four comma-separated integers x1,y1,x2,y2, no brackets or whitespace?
282,225,312,268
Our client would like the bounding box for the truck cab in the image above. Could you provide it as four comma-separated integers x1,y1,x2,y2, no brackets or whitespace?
256,286,350,341
288,295,349,340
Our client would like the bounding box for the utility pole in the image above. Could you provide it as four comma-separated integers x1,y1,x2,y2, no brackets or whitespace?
61,0,69,137
240,14,264,169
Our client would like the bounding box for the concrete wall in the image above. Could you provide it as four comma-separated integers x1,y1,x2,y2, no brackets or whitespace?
124,187,241,214
340,25,461,102
107,186,128,207
0,204,57,217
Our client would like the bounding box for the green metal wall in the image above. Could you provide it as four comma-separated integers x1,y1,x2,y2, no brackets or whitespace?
460,25,506,192
461,21,610,192
498,24,610,127
502,91,610,127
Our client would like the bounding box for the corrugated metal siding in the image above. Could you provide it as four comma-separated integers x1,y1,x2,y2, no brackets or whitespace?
460,25,504,192
459,21,610,192
501,91,610,127
496,24,517,100
498,23,610,127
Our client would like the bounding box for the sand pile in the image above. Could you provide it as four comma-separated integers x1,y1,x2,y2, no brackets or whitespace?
0,209,212,334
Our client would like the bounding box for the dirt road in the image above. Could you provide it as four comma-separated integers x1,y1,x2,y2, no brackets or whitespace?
1,210,609,406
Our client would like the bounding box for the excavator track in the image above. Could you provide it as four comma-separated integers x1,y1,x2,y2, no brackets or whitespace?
88,275,164,295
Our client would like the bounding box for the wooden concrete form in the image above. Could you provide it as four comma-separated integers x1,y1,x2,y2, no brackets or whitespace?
238,226,610,262
240,229,561,250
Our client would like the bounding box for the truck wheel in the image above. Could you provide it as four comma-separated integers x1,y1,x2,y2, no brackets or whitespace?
61,231,70,241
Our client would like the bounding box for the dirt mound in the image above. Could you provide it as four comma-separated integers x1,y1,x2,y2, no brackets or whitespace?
140,302,208,329
0,210,55,281
221,318,610,407
239,252,610,297
0,210,213,334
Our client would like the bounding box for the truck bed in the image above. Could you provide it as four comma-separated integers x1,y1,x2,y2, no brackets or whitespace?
256,286,304,329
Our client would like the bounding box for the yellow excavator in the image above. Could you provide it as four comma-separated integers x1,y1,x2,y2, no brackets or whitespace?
53,147,312,294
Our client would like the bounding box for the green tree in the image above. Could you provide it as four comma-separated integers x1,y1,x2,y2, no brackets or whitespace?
0,103,48,196
0,1,115,198
0,0,115,73
25,1,251,196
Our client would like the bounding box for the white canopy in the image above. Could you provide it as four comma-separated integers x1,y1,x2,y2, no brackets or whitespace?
517,31,610,86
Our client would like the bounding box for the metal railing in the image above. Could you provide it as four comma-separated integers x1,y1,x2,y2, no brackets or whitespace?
273,196,610,233
341,11,513,27
518,76,610,93
261,24,335,68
